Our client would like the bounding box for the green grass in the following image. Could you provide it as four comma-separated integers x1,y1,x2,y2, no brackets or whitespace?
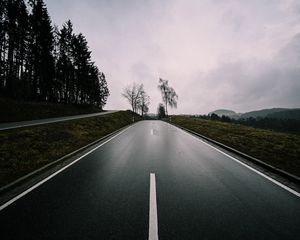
0,97,103,123
172,116,300,177
0,111,141,187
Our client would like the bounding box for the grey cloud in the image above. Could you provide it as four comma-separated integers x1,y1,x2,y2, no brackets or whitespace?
193,33,300,113
46,0,300,114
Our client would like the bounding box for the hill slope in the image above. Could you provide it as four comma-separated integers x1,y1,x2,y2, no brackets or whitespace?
209,109,237,117
0,97,103,123
266,109,300,120
240,108,288,118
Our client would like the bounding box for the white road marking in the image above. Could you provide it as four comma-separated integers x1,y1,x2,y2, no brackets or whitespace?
0,125,132,211
178,126,300,198
151,129,154,135
149,173,159,240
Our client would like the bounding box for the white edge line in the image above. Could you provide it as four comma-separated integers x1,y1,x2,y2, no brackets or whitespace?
149,173,159,240
176,126,300,198
0,125,132,211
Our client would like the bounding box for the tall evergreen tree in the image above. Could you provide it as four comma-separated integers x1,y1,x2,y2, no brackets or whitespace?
98,72,109,108
0,0,29,97
0,0,8,92
71,32,90,104
6,0,18,97
0,1,109,108
15,0,29,98
57,20,74,103
87,64,109,108
52,25,62,102
28,0,54,100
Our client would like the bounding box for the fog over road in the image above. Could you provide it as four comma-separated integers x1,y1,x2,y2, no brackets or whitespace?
1,121,299,239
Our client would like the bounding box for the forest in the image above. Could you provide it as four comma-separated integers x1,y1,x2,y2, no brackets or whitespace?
0,0,109,108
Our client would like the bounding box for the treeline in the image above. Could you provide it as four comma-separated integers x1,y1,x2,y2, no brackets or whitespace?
194,114,300,134
0,0,109,108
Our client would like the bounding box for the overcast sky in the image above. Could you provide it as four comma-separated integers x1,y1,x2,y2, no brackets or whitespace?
46,0,300,114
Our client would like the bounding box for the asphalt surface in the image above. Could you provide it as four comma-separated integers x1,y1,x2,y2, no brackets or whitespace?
1,120,300,239
0,110,118,131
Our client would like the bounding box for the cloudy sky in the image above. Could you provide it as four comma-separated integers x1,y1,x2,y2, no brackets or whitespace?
46,0,300,114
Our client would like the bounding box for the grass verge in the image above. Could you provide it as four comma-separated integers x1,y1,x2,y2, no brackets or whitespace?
0,97,103,123
0,111,141,187
171,116,300,177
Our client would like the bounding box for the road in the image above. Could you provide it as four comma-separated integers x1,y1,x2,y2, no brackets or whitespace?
0,121,300,239
0,110,119,131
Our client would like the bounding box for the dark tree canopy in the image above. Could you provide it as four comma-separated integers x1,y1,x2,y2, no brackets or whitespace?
0,0,109,109
157,103,166,119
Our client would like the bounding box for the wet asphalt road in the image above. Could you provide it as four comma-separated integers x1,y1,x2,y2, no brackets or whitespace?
1,120,300,239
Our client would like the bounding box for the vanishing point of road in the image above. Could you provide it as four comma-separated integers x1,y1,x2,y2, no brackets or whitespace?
0,121,299,239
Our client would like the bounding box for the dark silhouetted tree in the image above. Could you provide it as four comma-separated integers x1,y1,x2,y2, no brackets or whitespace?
210,113,220,120
0,1,109,108
28,0,55,100
0,0,30,98
97,72,109,108
56,20,74,103
87,64,109,108
0,0,7,92
157,103,166,119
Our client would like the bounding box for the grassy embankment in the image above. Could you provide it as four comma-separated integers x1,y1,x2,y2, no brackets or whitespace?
0,97,103,123
0,111,141,187
172,116,300,177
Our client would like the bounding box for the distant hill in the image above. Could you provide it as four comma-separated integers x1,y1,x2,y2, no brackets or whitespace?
240,108,288,119
266,109,300,120
207,108,300,120
208,109,237,117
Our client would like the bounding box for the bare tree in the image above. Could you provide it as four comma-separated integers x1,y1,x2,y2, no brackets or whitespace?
158,78,178,116
122,83,149,115
122,83,137,113
137,89,150,117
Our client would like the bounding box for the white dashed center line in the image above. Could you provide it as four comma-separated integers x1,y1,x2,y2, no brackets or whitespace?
149,173,159,240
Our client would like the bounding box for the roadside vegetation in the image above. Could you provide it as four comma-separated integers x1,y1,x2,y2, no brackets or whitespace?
0,111,141,187
171,116,300,177
196,113,300,135
0,97,104,123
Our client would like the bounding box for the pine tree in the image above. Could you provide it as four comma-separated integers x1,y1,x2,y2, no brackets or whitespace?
2,0,30,98
28,0,54,100
57,20,74,103
98,72,109,108
6,0,18,97
71,32,91,104
0,0,8,93
0,1,109,108
15,0,29,98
